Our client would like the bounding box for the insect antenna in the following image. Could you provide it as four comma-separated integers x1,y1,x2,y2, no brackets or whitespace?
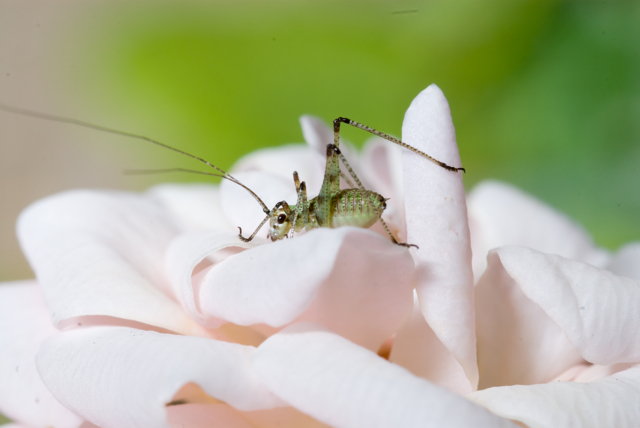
0,102,271,214
124,168,270,213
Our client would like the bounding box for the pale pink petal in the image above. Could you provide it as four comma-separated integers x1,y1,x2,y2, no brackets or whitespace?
36,327,283,428
16,190,208,336
167,403,253,428
389,292,473,395
552,363,592,382
0,281,83,428
231,143,325,197
467,181,610,281
469,367,640,427
551,362,639,383
147,183,232,232
401,84,478,390
243,406,330,428
252,323,517,428
164,231,263,328
299,115,333,156
475,249,584,388
0,424,30,428
198,228,414,351
477,246,640,388
607,242,640,281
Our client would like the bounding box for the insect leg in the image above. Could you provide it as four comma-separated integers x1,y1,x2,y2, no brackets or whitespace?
333,117,465,173
238,215,270,242
336,151,364,190
339,171,356,188
316,144,341,227
379,217,418,249
293,171,301,192
333,121,418,248
289,180,310,238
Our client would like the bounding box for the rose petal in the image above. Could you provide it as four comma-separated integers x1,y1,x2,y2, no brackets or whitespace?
607,242,640,281
475,248,584,388
242,406,330,428
573,363,640,383
198,228,414,351
147,183,232,232
477,246,640,389
36,327,283,428
165,230,263,328
231,143,324,197
468,367,640,427
467,180,610,281
401,84,478,389
389,292,473,395
0,281,83,428
16,190,208,336
167,403,254,428
252,323,517,428
299,115,334,157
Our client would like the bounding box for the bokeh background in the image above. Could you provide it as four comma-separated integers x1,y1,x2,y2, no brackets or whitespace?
0,0,639,424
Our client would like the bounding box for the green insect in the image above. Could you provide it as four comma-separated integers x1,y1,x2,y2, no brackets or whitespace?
0,104,464,247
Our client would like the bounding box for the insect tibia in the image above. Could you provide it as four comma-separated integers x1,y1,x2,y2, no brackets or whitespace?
333,116,466,173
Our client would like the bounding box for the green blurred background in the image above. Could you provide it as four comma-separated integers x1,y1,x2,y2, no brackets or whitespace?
0,0,638,423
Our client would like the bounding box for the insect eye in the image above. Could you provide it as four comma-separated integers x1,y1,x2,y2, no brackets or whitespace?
277,214,287,224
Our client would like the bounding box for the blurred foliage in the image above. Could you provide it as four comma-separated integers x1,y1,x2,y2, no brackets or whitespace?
54,0,639,249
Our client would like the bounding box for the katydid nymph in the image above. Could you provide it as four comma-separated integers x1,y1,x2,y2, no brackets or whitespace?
0,103,465,247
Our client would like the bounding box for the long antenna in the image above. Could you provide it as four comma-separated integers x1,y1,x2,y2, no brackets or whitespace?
125,167,270,213
0,102,271,213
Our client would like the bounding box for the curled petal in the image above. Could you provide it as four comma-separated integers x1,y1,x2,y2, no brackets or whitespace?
476,247,583,388
469,367,640,428
252,323,517,428
165,231,262,328
467,181,610,281
16,190,206,335
401,84,478,390
36,327,283,428
390,292,473,395
147,183,232,232
0,281,83,428
477,246,640,389
197,228,414,351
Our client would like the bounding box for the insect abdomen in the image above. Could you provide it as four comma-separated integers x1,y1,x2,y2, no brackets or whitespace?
330,189,386,229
